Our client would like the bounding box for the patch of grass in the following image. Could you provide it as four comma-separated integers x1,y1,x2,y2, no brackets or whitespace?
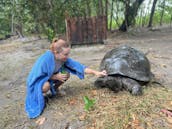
85,84,172,129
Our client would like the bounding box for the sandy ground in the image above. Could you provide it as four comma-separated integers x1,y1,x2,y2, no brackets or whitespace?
0,26,172,129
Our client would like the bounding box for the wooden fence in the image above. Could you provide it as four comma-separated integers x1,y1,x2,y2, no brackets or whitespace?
66,16,107,45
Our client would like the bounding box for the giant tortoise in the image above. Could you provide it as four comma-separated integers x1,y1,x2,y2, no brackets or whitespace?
95,45,153,95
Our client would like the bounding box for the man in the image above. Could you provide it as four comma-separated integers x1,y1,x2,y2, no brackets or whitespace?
25,37,107,118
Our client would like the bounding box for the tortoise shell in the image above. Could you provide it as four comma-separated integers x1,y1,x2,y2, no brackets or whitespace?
100,45,152,82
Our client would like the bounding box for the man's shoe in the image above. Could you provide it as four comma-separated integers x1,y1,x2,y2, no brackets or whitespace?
44,96,49,104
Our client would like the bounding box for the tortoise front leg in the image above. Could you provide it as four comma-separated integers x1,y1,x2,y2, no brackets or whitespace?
121,77,143,95
94,77,107,88
94,76,122,93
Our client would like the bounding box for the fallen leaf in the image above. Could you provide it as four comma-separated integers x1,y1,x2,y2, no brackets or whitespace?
170,101,172,105
91,120,96,127
131,114,141,128
135,127,144,129
57,112,63,116
160,64,167,68
68,98,77,105
99,102,107,107
79,113,86,121
5,93,11,98
91,90,97,96
132,114,137,121
35,117,46,125
101,93,105,97
124,123,132,129
166,116,172,124
132,119,140,127
112,99,118,103
87,127,95,129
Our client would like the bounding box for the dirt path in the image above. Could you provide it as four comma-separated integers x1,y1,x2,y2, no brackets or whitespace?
0,26,172,129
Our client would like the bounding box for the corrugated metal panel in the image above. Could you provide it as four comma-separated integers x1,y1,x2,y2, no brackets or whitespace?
66,16,107,45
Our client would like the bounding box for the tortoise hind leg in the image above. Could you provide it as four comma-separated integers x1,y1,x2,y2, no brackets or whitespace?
121,77,143,95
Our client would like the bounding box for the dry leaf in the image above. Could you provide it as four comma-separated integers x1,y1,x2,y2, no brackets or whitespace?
160,64,167,68
68,98,77,105
124,122,132,129
101,93,106,97
99,102,107,107
35,117,46,125
79,113,86,121
57,112,63,116
132,119,140,127
166,117,172,124
5,93,11,98
87,127,95,129
132,114,137,121
135,127,144,129
91,90,97,96
112,98,118,103
131,114,141,128
91,120,96,127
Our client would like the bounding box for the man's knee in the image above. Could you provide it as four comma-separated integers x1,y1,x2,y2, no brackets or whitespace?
42,82,50,93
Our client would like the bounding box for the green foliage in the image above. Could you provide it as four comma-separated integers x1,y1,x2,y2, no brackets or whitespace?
0,0,172,37
83,96,96,111
46,28,55,43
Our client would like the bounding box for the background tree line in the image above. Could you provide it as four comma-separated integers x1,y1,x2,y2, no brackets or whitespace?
0,0,172,40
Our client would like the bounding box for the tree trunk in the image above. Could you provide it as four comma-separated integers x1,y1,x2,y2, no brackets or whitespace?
86,0,91,17
11,0,14,34
105,0,108,31
159,0,166,26
15,24,24,38
148,0,158,27
139,7,143,27
119,0,144,32
98,0,103,16
110,0,114,31
170,14,172,28
11,12,14,34
142,7,148,27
